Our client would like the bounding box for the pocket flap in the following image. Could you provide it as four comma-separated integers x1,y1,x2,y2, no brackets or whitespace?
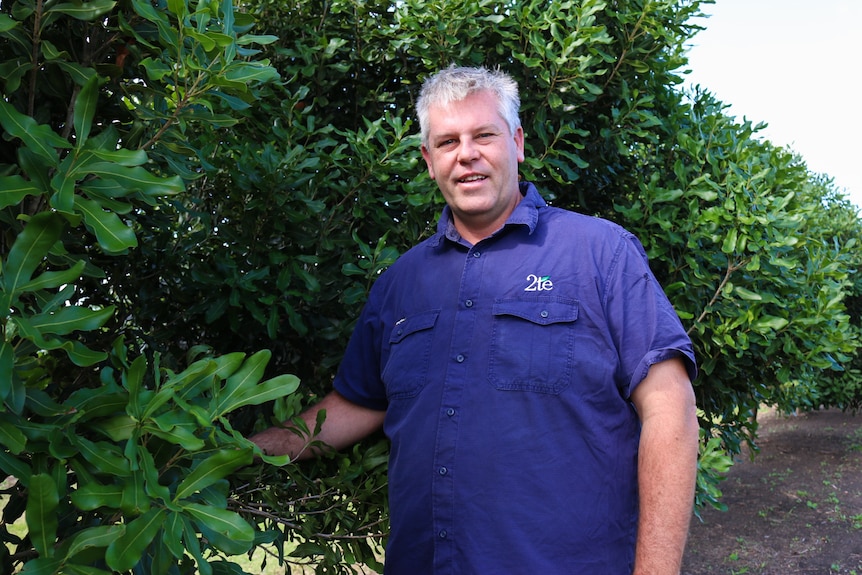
493,297,578,326
389,309,440,344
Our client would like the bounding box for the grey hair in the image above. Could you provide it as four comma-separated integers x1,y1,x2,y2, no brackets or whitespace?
416,65,521,146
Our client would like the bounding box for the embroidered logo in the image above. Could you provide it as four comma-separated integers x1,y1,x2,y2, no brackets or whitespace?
524,274,553,292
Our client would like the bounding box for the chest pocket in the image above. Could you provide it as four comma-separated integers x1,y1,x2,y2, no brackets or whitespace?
488,297,579,394
382,309,440,400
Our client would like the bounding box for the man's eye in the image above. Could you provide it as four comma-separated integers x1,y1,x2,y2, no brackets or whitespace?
438,139,456,147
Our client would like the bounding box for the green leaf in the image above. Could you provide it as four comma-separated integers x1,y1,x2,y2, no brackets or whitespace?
73,435,130,476
145,416,206,451
181,515,212,575
187,29,216,51
94,414,136,441
734,286,763,301
74,74,101,145
48,0,117,20
165,0,187,18
55,60,97,86
139,448,172,503
174,450,253,502
0,451,33,486
75,196,138,253
721,228,738,254
0,175,42,209
184,503,254,555
653,188,684,203
29,305,115,336
236,34,279,46
70,481,123,511
19,259,87,292
61,564,113,575
104,508,165,572
65,525,125,559
66,386,128,419
0,13,18,32
2,212,64,295
222,62,280,85
26,474,60,558
120,470,150,515
0,100,70,163
163,512,185,558
752,315,789,332
212,351,300,417
85,162,185,196
219,373,300,418
85,147,149,167
18,557,63,575
0,419,27,454
139,57,172,81
49,154,78,212
0,342,14,403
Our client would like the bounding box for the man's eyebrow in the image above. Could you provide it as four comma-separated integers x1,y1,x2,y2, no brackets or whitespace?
431,123,502,141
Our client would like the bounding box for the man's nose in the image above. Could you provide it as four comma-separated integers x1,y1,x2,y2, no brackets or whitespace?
457,138,479,162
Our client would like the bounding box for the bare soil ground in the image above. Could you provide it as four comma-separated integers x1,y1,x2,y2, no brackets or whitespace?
682,408,862,575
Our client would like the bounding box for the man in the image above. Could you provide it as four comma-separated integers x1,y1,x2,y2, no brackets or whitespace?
251,65,699,575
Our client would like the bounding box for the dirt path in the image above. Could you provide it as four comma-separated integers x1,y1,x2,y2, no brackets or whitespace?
682,408,862,575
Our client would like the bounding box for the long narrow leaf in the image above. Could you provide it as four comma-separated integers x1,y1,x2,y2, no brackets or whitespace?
214,374,300,419
18,557,63,575
85,162,184,195
2,212,63,294
74,74,100,145
211,350,270,417
64,525,125,559
19,260,86,292
70,482,123,511
12,316,109,366
181,515,212,575
0,451,32,486
0,100,69,163
0,420,27,454
104,508,164,572
0,175,42,209
174,450,252,502
75,196,137,253
72,435,130,477
0,342,14,403
26,474,60,558
48,0,116,20
183,503,254,555
29,305,115,336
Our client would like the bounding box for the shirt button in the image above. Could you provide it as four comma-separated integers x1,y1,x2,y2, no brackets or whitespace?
455,354,465,363
472,252,481,258
439,530,448,539
465,299,473,308
438,466,448,475
446,408,456,417
540,310,549,318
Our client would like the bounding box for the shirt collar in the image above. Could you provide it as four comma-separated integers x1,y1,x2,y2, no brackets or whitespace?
431,181,546,247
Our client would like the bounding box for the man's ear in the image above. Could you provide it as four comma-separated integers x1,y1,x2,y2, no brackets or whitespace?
421,145,436,179
514,126,525,163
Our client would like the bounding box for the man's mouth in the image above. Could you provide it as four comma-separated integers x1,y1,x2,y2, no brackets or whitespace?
458,175,487,183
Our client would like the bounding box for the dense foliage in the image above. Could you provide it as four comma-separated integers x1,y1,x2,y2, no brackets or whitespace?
1,0,860,572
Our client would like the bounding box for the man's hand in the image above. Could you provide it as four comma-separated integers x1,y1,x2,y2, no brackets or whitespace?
249,390,385,460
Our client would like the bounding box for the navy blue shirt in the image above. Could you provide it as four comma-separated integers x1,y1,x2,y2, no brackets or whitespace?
334,182,697,574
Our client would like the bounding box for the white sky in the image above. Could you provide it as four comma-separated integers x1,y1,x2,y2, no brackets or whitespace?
684,0,862,210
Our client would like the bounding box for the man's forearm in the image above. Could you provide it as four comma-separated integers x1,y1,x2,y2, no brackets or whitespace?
632,403,699,574
249,390,386,460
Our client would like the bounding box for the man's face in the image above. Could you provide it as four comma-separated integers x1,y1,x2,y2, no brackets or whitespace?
421,90,525,243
